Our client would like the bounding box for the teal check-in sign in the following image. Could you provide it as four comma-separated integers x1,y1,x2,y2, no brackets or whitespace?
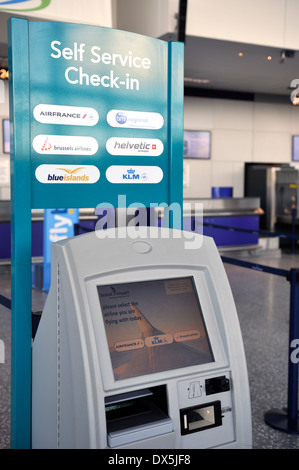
27,21,183,208
8,17,184,448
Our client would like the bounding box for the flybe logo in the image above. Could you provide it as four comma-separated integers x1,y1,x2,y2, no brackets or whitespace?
33,104,99,126
107,109,164,130
35,164,100,184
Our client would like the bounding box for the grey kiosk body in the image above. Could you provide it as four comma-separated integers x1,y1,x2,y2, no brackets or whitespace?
32,227,252,449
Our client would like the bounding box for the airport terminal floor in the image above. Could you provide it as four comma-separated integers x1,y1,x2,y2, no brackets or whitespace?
1,246,299,449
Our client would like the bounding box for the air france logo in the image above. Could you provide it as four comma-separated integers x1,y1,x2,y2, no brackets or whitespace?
33,104,99,126
33,135,98,155
106,137,163,156
107,109,164,129
114,339,144,352
35,164,100,184
106,165,163,184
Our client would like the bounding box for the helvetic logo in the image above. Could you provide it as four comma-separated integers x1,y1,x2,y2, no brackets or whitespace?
33,135,98,155
35,164,100,183
33,104,99,126
106,165,163,184
107,109,164,129
106,137,163,156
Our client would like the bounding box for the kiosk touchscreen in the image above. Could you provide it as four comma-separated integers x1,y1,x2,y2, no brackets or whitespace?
32,227,252,449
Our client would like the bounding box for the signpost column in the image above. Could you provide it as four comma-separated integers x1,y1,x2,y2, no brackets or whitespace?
8,17,184,448
8,18,32,449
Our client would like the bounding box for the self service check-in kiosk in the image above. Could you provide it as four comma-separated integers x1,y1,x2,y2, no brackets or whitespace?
32,227,252,449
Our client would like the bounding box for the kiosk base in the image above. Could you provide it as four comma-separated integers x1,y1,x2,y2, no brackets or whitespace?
265,408,299,434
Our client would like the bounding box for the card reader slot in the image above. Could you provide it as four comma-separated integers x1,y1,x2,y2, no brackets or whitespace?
105,388,153,406
105,399,148,421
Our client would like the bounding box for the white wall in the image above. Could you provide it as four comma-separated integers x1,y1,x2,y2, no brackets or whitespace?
183,95,299,198
113,0,178,38
186,0,299,49
113,0,299,50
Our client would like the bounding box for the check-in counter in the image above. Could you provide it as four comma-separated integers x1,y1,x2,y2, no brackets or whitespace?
0,201,97,223
118,197,263,248
150,198,262,248
0,201,98,260
0,197,263,260
183,197,263,247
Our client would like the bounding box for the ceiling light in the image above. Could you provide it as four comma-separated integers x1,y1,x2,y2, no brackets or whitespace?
238,52,243,57
184,77,211,84
267,56,272,61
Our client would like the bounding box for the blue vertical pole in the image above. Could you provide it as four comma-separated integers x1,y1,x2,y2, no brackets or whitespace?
167,41,184,230
291,209,296,254
264,267,299,433
8,18,32,449
287,268,299,431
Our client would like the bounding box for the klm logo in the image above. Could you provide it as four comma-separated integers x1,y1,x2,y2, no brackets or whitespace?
151,336,162,345
123,169,139,180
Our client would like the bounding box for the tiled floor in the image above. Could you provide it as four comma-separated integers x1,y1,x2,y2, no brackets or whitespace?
1,248,299,449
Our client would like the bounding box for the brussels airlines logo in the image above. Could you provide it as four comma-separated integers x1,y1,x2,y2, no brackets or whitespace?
106,137,163,156
35,164,100,184
0,0,51,12
33,135,98,155
33,104,99,126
